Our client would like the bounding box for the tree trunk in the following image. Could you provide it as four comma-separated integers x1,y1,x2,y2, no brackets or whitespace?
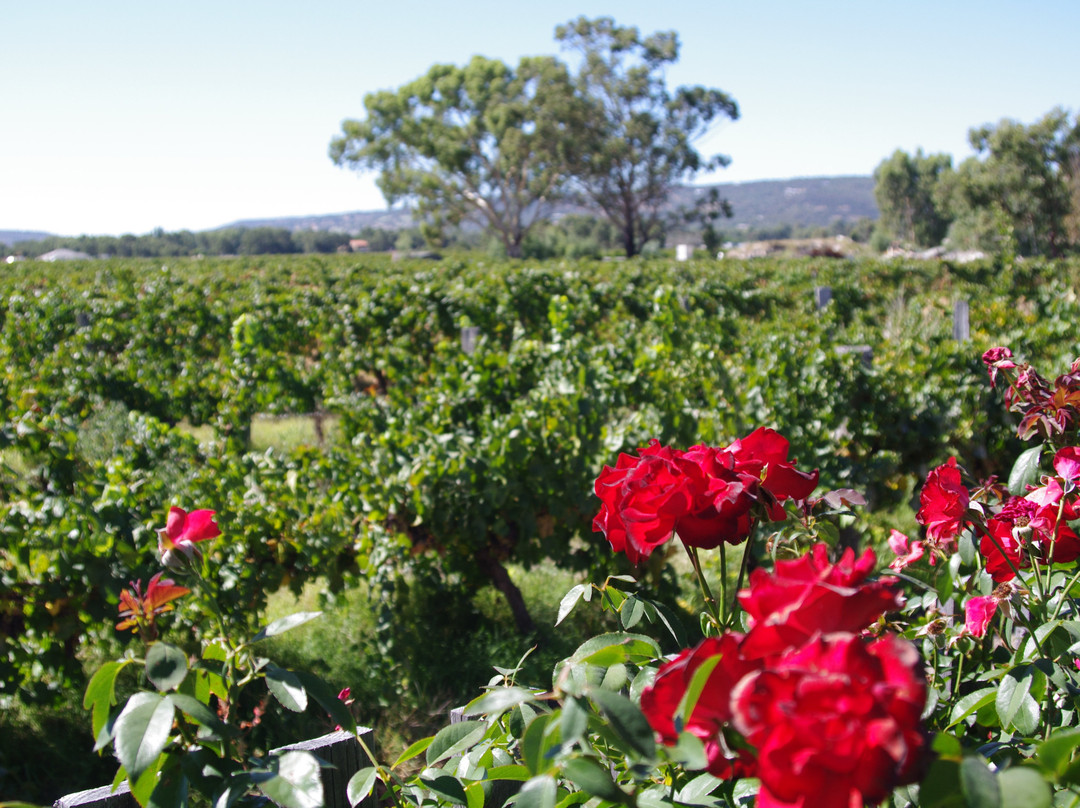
476,547,536,635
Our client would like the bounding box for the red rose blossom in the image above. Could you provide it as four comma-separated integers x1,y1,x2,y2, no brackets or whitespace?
592,441,700,563
731,633,928,808
916,458,969,552
639,634,761,779
729,427,819,519
676,444,759,547
737,544,902,659
158,506,222,569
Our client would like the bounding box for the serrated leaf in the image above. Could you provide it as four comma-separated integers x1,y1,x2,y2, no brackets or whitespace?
620,597,645,629
427,720,487,766
114,693,175,783
997,667,1042,735
251,611,322,643
420,774,467,804
266,665,308,712
521,713,557,775
556,585,586,626
146,643,189,692
514,775,556,808
562,757,628,805
166,693,232,737
559,697,587,748
676,771,723,804
346,766,379,808
1035,728,1080,778
588,687,655,760
84,660,127,741
1009,446,1043,496
948,687,998,728
392,736,434,768
961,757,1001,808
463,687,537,718
997,767,1051,808
256,751,323,808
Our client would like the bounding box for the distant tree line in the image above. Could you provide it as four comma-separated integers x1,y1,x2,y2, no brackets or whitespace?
873,107,1080,257
330,16,738,258
2,226,402,259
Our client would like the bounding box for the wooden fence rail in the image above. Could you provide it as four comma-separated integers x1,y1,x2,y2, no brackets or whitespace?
53,728,373,808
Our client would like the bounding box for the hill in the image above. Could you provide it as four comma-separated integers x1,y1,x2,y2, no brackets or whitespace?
220,176,878,235
0,229,54,245
3,176,878,243
675,176,877,230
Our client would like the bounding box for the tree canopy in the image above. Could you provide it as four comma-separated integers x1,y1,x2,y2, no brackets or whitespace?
330,55,586,258
555,16,739,257
873,149,953,248
874,108,1080,257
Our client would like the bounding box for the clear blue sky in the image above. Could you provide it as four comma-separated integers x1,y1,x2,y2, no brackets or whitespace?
2,0,1077,236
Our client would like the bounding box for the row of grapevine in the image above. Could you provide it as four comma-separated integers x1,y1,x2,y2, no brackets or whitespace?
1,253,1077,703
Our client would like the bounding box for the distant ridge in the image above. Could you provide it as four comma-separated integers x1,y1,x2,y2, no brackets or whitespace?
0,229,54,245
222,176,877,234
3,176,877,241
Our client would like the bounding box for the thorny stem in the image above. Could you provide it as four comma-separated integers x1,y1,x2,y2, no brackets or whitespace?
685,544,722,633
980,531,1050,658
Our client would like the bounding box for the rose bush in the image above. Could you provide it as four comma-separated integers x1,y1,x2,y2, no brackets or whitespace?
79,346,1080,808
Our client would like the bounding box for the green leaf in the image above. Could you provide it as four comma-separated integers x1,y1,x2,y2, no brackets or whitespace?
147,763,188,808
961,757,1001,808
1034,727,1080,779
588,687,655,760
166,693,232,737
251,611,323,643
997,666,1042,735
266,665,308,712
114,693,176,783
620,597,645,629
486,765,532,782
562,757,629,805
570,632,661,667
521,713,557,775
556,585,586,626
146,643,189,692
948,687,998,728
346,766,379,808
392,736,434,768
427,720,487,766
997,767,1051,808
1009,446,1043,496
463,687,537,718
514,775,556,808
676,772,723,804
420,774,468,805
256,751,323,808
559,697,587,749
293,670,355,733
84,660,128,741
671,732,709,771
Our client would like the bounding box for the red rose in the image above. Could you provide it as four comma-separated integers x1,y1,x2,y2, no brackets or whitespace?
592,441,699,563
158,506,222,569
640,634,761,779
980,489,1080,580
731,633,927,808
729,427,819,518
737,544,901,659
676,445,759,547
916,458,969,552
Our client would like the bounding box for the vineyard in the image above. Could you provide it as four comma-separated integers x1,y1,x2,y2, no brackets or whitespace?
2,252,1079,803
